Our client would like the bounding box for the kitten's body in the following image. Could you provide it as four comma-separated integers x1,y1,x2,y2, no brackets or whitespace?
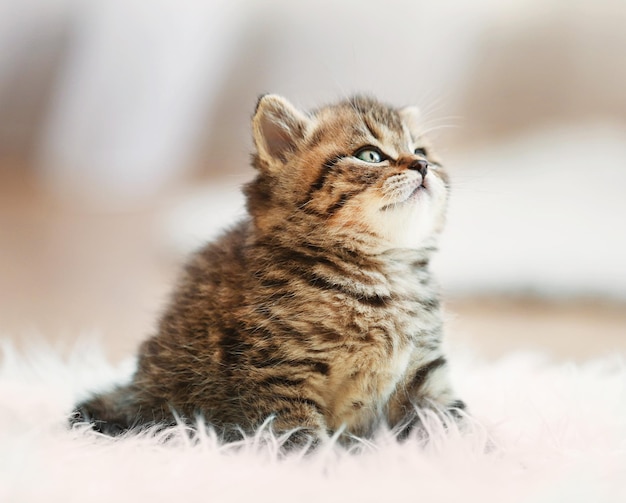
74,95,465,443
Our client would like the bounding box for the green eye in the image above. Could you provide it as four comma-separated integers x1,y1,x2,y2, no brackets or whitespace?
355,148,383,163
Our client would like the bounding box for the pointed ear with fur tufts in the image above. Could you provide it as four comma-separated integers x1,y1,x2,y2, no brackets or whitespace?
252,94,310,169
399,106,422,139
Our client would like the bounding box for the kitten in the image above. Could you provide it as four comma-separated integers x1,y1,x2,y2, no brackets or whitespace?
72,94,465,445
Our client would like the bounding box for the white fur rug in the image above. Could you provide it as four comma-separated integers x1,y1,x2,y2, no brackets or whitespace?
1,342,625,503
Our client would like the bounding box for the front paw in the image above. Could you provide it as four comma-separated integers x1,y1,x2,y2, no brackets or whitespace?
395,399,468,441
279,427,325,452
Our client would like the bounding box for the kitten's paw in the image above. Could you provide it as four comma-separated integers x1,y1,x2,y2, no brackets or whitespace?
70,399,130,436
446,399,468,420
276,427,331,455
395,399,469,441
69,386,143,436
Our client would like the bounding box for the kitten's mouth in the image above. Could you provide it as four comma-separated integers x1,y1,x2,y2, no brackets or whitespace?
408,183,426,199
381,180,427,211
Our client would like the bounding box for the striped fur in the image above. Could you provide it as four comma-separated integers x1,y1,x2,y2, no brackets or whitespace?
72,95,465,444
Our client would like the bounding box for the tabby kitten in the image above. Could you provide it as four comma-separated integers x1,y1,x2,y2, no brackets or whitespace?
72,94,465,445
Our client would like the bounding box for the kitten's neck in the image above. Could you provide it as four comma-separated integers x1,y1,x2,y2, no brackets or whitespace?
250,212,439,261
249,219,437,281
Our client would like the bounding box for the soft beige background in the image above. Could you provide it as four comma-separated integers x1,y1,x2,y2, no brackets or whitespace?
1,0,625,362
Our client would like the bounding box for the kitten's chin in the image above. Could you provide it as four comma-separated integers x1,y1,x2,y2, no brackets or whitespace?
371,190,447,250
361,204,441,251
389,218,440,250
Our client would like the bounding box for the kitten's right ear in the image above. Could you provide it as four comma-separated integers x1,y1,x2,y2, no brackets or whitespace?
252,94,310,169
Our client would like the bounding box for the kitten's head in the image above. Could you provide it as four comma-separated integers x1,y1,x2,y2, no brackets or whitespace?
246,94,449,253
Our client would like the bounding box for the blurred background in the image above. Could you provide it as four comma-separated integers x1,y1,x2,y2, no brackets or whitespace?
1,0,625,362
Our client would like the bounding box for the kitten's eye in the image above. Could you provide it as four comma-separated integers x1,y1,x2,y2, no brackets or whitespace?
414,147,428,157
355,148,383,163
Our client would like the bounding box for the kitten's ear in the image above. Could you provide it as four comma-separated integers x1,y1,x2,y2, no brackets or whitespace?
399,106,422,138
253,94,310,168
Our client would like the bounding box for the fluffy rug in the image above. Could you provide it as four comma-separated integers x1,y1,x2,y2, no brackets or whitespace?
1,341,625,502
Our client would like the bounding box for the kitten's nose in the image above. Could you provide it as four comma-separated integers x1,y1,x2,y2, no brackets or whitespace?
408,159,429,178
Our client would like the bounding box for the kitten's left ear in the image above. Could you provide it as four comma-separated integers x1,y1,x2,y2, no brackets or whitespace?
399,106,422,138
253,94,311,168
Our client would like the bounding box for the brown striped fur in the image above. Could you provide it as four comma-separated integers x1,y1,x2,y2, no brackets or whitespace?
72,95,465,445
